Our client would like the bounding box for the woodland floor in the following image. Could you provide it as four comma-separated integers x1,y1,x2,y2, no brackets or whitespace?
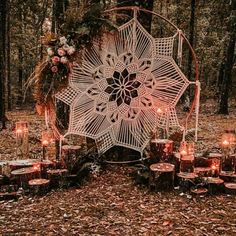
0,100,236,235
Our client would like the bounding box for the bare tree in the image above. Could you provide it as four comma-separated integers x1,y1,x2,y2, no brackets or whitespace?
0,0,7,129
218,1,236,114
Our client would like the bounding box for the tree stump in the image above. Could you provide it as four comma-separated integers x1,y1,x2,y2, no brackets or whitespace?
149,163,175,191
177,172,198,192
61,145,81,172
190,187,208,197
11,167,39,189
150,139,173,163
194,167,212,177
224,183,236,195
219,172,236,182
180,155,194,173
203,177,224,194
47,169,68,189
28,178,50,195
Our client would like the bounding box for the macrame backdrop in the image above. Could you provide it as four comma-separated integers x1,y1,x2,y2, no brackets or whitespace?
56,8,199,155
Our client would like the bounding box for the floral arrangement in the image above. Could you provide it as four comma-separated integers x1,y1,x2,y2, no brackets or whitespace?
30,33,76,115
28,2,117,117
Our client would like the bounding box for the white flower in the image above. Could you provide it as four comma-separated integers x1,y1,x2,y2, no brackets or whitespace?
47,48,54,56
67,46,75,55
59,36,67,45
63,44,70,51
61,56,68,64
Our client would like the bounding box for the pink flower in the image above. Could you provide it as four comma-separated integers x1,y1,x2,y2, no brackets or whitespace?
57,48,66,56
67,46,75,55
51,66,58,73
61,56,68,64
52,56,60,64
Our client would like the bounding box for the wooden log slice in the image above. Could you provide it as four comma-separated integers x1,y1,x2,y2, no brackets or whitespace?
194,167,212,177
203,177,224,194
224,182,236,195
177,172,198,192
61,145,81,172
219,172,236,182
28,178,50,195
150,139,173,163
190,187,208,196
11,167,39,188
149,163,175,191
47,169,68,189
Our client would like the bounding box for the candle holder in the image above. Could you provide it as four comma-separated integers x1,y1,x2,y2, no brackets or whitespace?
41,130,54,160
220,130,236,174
179,141,195,173
15,121,29,159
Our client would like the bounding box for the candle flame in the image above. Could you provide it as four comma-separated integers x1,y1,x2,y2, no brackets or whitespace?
180,150,187,156
222,140,230,146
42,140,49,146
16,129,23,134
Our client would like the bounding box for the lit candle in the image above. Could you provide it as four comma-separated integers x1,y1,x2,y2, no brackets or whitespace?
222,140,230,146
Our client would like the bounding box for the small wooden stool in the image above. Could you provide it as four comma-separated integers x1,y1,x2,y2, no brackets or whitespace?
11,167,39,189
177,172,198,192
203,177,224,194
149,163,175,191
28,178,50,195
190,187,208,197
219,172,236,182
47,169,68,189
194,167,212,177
224,182,236,195
61,145,81,172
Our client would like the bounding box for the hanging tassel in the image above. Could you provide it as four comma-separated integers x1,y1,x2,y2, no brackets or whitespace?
177,30,183,67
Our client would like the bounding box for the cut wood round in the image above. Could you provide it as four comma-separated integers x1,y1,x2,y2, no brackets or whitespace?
61,145,81,172
47,169,68,189
194,167,212,177
28,178,50,195
219,172,236,182
224,182,236,195
11,167,39,188
180,155,194,173
177,172,198,192
150,139,173,163
9,159,38,171
190,187,208,196
203,177,224,194
221,154,236,173
149,163,175,191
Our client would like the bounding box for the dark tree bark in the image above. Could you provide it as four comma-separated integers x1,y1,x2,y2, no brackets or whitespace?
218,1,236,114
16,46,23,106
52,0,69,33
0,0,7,129
116,0,154,33
188,0,196,82
6,0,11,111
52,0,69,158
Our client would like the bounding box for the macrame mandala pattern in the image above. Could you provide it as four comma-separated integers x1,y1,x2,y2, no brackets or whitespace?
56,14,192,155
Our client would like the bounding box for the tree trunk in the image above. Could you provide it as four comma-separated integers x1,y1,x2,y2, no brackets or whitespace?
116,0,154,33
52,0,69,158
188,0,196,82
218,2,236,114
17,46,23,107
6,0,11,111
0,0,7,129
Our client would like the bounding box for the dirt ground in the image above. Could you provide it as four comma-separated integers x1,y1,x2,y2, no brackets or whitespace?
0,100,236,235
